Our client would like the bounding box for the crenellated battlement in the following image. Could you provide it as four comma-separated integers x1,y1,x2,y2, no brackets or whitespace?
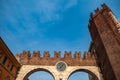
88,3,120,45
16,51,97,66
90,3,110,19
16,51,95,59
74,51,81,58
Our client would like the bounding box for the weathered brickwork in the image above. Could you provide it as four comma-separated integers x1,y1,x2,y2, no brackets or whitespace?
16,51,97,66
88,4,120,80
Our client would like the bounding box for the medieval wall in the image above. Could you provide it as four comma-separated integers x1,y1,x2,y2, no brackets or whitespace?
16,65,102,80
16,51,97,66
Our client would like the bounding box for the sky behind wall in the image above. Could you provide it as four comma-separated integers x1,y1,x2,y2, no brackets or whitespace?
0,0,120,57
0,0,120,80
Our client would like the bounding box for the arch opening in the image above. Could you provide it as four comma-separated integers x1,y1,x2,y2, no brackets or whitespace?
23,68,55,80
68,69,99,80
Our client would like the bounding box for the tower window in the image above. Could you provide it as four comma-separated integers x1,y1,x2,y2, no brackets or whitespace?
0,70,2,75
0,53,2,58
0,50,2,58
10,65,14,72
2,56,7,65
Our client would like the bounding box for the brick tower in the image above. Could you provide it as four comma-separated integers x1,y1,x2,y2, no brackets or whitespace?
88,4,120,80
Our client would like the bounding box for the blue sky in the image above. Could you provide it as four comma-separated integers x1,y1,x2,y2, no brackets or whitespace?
0,0,120,57
28,71,88,80
0,0,120,80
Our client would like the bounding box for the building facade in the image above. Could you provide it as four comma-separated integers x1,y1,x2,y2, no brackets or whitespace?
88,4,120,80
0,38,21,80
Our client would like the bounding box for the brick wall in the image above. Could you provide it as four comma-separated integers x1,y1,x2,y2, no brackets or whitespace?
88,4,120,80
16,51,97,66
0,38,21,80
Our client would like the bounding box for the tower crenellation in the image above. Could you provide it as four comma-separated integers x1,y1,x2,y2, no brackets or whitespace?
16,51,97,66
74,51,81,59
54,51,61,58
83,52,91,59
101,3,109,10
90,3,110,19
21,51,31,59
64,51,72,58
94,8,100,14
32,51,40,58
43,51,50,58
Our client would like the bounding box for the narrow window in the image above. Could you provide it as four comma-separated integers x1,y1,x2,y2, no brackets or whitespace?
0,53,2,58
10,65,13,72
0,70,2,76
2,56,7,65
0,50,2,58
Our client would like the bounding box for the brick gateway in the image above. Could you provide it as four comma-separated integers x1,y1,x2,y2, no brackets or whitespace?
16,51,103,80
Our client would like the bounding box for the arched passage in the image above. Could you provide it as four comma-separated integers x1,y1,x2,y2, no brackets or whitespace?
68,69,99,80
23,68,55,80
28,71,54,80
16,65,102,80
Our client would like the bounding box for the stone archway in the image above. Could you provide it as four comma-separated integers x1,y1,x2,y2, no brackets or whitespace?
67,68,99,80
16,65,103,80
16,51,104,80
16,65,57,80
64,66,103,80
23,67,55,80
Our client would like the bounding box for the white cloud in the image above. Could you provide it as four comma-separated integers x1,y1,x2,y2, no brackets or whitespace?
64,0,78,10
0,0,79,34
33,0,61,23
32,0,78,23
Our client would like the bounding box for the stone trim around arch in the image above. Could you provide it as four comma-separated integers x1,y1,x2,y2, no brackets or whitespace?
16,65,103,80
16,65,57,80
66,66,103,80
23,68,55,80
67,68,99,80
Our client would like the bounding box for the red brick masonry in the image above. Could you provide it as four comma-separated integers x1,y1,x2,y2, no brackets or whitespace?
16,51,97,66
